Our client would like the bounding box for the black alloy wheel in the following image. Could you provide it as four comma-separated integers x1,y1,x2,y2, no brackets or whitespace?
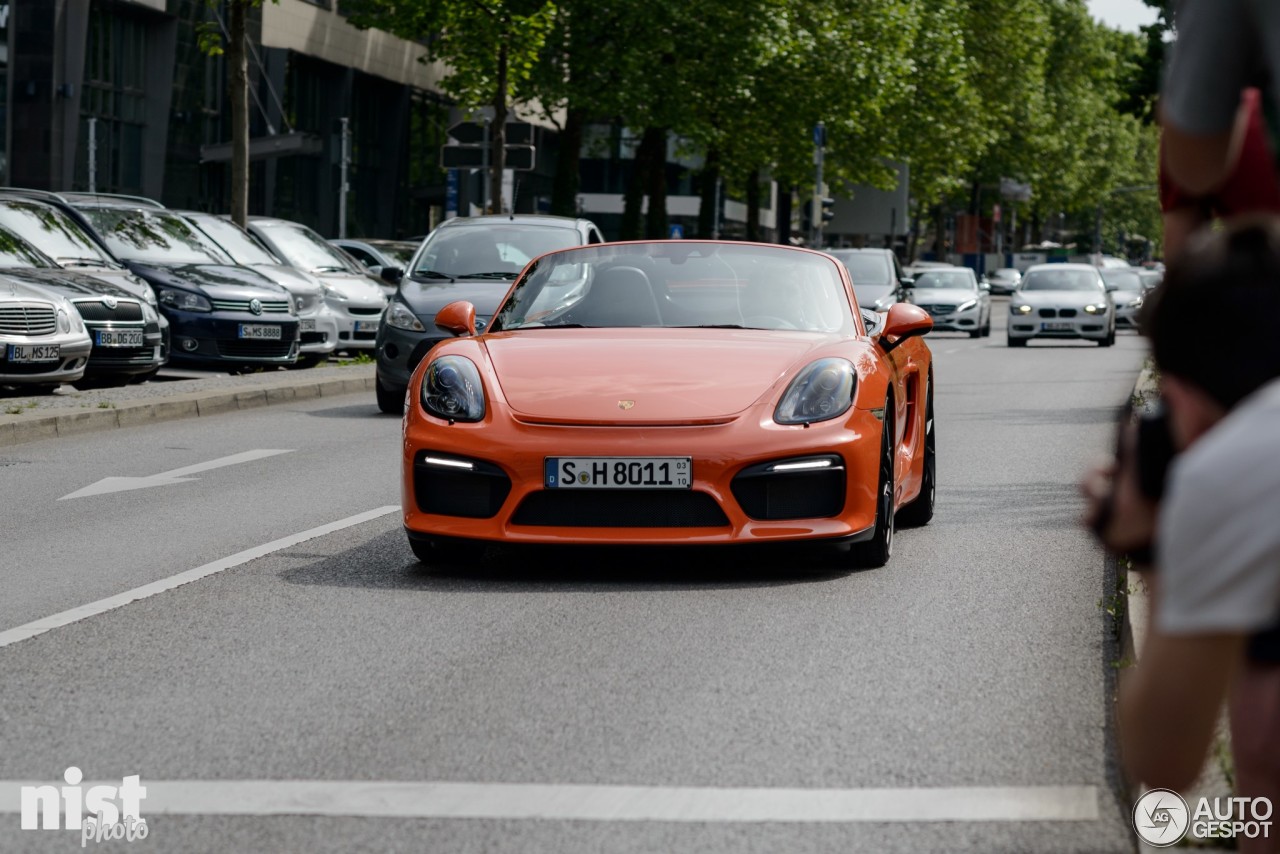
849,402,896,568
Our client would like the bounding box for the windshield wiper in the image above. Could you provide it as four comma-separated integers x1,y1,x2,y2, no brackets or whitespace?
312,265,348,273
459,271,518,279
58,257,110,268
674,324,745,329
515,322,592,329
412,270,455,281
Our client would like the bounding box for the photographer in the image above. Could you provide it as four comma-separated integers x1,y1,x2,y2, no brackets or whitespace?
1087,219,1280,819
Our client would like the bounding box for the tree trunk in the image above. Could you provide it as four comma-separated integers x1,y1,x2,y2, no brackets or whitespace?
696,149,720,238
229,0,249,227
490,39,510,214
745,168,761,242
620,127,645,240
776,185,793,245
642,127,668,239
933,204,946,259
549,108,584,217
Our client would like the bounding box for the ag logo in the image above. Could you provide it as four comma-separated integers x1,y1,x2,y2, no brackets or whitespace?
1133,788,1189,847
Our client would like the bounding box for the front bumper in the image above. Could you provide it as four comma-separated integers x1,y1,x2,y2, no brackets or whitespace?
1,333,92,385
402,406,886,546
298,305,340,355
1114,304,1141,328
329,301,385,350
161,307,300,365
919,306,981,333
82,320,165,379
1008,310,1110,340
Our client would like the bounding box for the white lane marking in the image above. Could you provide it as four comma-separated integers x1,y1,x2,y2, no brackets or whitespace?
0,506,399,649
59,449,297,500
0,780,1098,822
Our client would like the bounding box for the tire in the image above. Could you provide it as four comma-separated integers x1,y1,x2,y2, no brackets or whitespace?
896,378,935,528
848,405,895,568
376,375,404,414
409,535,473,566
1099,327,1115,347
982,315,992,337
1007,336,1027,348
968,327,982,339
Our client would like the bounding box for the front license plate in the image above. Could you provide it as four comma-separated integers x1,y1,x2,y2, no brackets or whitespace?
545,457,691,489
239,324,282,340
95,329,144,348
300,319,317,332
6,344,60,363
354,320,380,333
1041,322,1073,331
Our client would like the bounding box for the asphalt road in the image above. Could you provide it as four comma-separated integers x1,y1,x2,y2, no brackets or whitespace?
0,304,1147,853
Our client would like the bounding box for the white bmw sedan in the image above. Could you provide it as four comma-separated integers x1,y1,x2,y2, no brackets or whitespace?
1007,264,1115,347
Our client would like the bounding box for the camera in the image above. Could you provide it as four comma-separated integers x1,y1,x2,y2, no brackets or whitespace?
1090,401,1177,561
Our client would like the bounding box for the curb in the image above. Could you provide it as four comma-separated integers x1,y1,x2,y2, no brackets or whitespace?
0,368,377,448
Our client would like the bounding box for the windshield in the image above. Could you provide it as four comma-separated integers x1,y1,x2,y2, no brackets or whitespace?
0,201,117,268
189,215,279,266
1100,269,1143,292
912,270,976,291
991,268,1020,280
0,225,58,268
827,251,892,286
371,242,417,267
79,208,229,265
414,224,582,279
491,243,856,334
256,223,363,274
1019,269,1105,293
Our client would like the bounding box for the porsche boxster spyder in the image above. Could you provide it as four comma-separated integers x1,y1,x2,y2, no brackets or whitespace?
401,241,935,568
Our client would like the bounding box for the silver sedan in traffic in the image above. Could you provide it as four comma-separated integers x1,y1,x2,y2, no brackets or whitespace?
1008,264,1115,347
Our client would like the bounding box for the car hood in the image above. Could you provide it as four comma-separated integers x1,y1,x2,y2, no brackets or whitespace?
59,267,155,303
126,262,289,300
908,288,978,305
1,276,64,304
1111,288,1143,303
0,267,138,301
313,271,388,305
247,264,323,296
1012,290,1105,308
399,278,512,323
482,328,848,425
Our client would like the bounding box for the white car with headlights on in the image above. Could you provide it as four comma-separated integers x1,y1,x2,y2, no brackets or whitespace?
1007,264,1115,347
1098,267,1145,329
0,275,92,390
904,266,991,337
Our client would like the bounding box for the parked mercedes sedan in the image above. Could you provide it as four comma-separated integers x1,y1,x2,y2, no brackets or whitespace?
826,248,909,311
1099,267,1145,329
0,275,91,391
374,215,604,413
904,266,991,337
1007,264,1115,347
245,218,388,353
71,203,300,369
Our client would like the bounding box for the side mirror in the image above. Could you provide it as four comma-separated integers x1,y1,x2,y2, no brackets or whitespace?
435,300,477,336
1103,281,1118,292
380,265,404,284
979,281,991,293
879,303,932,354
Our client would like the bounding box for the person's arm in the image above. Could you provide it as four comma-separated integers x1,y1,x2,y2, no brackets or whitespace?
1120,624,1244,790
1160,103,1249,197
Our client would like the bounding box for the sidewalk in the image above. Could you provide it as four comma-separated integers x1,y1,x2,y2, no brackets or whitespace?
0,362,378,447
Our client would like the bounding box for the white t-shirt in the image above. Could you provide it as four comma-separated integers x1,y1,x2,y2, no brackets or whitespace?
1158,378,1280,635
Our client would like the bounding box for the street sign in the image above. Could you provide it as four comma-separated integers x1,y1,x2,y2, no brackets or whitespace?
447,121,488,146
813,123,826,148
504,145,535,170
506,122,534,146
668,224,684,239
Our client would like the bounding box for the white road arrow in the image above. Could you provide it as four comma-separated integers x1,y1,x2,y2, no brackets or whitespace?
58,449,295,500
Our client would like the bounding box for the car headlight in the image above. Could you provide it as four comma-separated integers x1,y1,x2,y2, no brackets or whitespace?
775,358,856,425
956,299,977,312
320,283,348,302
142,287,158,307
1011,304,1032,315
421,356,485,422
56,308,71,333
141,302,158,322
386,300,425,332
1083,303,1108,314
157,288,212,312
1126,298,1142,309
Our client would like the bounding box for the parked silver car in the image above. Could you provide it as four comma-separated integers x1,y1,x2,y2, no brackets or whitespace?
1008,264,1115,347
245,218,388,353
827,248,909,311
1098,267,1145,329
0,275,92,390
906,267,991,337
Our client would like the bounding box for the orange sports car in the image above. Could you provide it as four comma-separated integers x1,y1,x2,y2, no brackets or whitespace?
400,241,934,568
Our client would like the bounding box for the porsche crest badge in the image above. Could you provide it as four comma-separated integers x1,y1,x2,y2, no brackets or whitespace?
617,400,635,410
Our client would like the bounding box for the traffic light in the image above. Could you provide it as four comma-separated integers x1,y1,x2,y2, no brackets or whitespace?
820,197,835,225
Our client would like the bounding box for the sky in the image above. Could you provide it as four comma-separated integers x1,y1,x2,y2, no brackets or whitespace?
1086,0,1160,32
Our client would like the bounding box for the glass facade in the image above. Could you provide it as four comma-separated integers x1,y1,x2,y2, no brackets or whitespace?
76,7,148,193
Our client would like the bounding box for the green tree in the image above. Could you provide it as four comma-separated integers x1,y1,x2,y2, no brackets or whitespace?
343,0,557,215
